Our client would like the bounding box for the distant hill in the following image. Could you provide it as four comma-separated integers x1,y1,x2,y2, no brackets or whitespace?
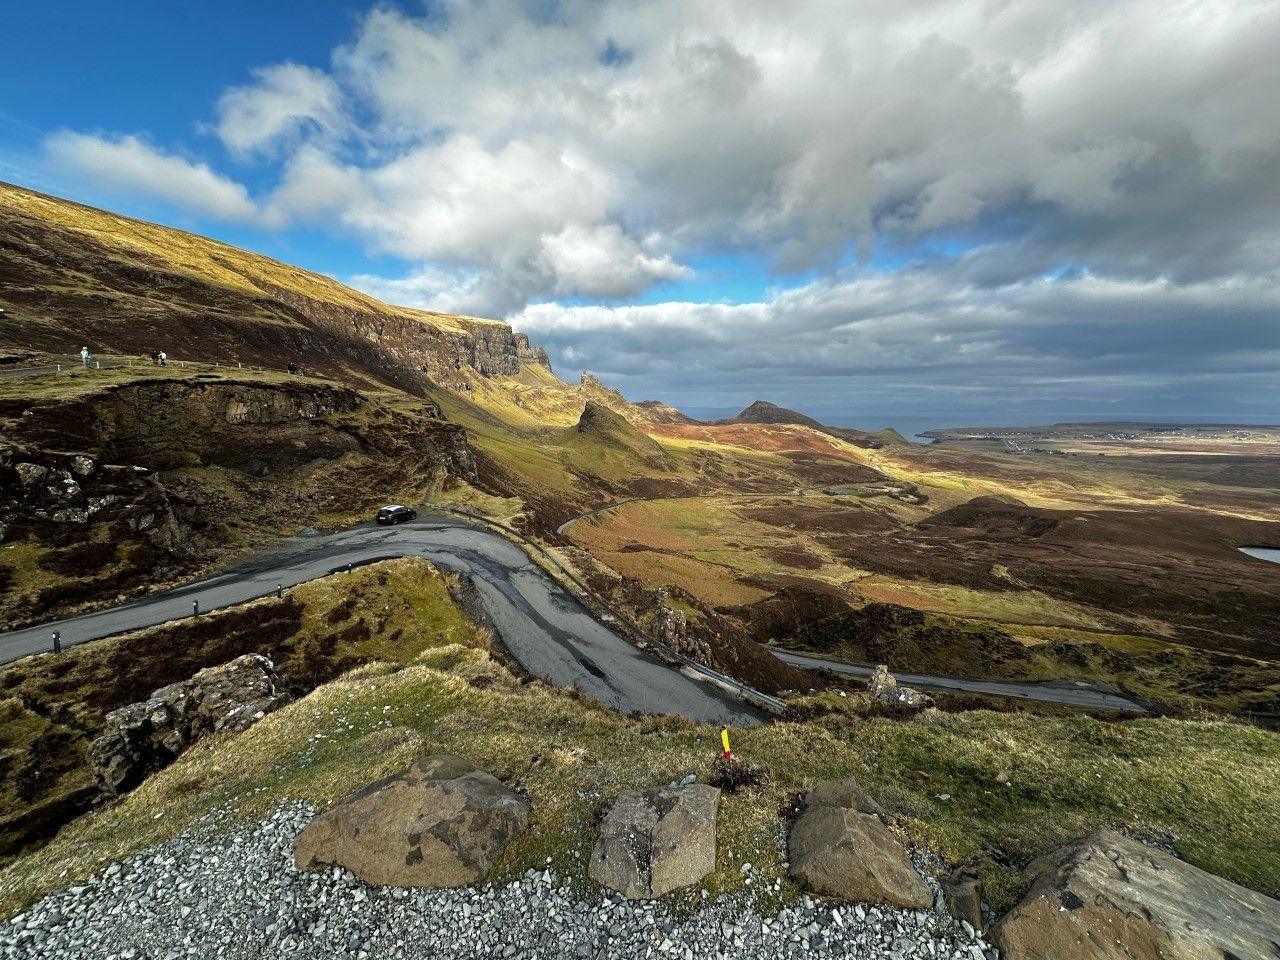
0,182,548,395
721,400,906,448
727,400,826,430
568,400,672,464
633,399,697,424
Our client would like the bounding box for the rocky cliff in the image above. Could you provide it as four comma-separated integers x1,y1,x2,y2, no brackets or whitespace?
0,182,549,393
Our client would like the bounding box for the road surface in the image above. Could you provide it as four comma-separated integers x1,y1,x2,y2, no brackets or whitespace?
770,649,1147,712
0,514,763,726
0,513,1151,719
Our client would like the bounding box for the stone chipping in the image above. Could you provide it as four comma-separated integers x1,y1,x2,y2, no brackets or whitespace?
1,803,999,960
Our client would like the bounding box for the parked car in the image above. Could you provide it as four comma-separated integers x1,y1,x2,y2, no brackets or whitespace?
375,504,417,525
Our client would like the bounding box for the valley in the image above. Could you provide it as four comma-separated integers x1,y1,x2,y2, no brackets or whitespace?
1,182,1278,957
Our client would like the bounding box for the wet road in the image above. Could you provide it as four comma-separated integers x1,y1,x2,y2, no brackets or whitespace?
0,515,762,726
770,649,1147,712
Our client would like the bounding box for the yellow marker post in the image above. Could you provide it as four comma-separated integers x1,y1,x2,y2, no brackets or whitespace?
721,727,732,761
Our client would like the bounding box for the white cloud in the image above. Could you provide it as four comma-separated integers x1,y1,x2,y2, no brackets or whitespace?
215,63,347,159
302,0,1280,310
348,265,493,317
538,224,691,298
45,131,258,223
37,0,1280,409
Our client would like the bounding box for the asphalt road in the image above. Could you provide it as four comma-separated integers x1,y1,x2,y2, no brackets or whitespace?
770,649,1147,712
0,512,1150,719
0,515,762,726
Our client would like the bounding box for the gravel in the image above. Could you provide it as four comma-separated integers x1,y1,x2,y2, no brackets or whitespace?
2,803,999,959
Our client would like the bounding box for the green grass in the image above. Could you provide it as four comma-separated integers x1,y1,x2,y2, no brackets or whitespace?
0,559,485,866
3,627,1277,920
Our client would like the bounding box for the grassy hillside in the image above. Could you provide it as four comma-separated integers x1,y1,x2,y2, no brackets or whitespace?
0,362,473,626
0,182,541,396
0,559,484,864
2,583,1277,919
4,183,1278,715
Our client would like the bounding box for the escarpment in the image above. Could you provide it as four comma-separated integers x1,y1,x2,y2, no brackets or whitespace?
0,182,549,393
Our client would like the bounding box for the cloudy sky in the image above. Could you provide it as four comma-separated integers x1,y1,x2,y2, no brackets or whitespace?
4,0,1278,422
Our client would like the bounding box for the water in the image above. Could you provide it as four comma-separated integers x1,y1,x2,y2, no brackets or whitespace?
834,413,1280,444
1240,547,1280,565
677,408,1280,445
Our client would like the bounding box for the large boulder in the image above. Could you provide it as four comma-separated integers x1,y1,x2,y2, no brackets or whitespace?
993,829,1280,960
294,755,530,887
867,664,933,709
589,783,720,899
90,653,289,797
788,777,933,909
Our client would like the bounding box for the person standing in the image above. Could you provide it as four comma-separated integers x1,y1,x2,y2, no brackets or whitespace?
80,346,91,366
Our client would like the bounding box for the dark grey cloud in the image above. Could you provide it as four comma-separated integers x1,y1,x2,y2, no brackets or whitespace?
513,264,1280,417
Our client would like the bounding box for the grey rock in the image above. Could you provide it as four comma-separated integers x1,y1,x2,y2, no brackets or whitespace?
14,462,48,485
590,784,720,899
90,654,289,797
2,799,998,960
867,665,933,710
942,867,983,931
788,779,933,910
993,829,1280,960
295,754,530,887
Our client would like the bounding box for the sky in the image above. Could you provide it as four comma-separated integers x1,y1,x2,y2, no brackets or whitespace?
3,0,1279,424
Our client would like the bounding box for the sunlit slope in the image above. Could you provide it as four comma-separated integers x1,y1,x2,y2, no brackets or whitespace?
0,182,540,393
429,366,891,533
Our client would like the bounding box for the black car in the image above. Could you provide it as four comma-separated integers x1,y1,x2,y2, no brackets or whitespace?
375,504,417,525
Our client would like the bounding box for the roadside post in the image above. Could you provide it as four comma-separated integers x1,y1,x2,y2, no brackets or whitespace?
276,582,283,598
51,631,61,654
721,727,733,762
192,599,200,617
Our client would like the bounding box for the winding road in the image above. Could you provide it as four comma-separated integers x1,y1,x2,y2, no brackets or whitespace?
0,514,764,726
770,649,1146,712
0,512,1149,720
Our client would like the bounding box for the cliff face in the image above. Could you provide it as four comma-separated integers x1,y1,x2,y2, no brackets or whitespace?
0,182,550,392
0,377,474,625
260,281,550,386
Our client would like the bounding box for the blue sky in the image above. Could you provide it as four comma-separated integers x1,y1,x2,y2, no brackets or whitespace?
4,1,1279,421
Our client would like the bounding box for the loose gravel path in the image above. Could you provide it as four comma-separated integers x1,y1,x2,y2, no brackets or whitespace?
2,803,998,960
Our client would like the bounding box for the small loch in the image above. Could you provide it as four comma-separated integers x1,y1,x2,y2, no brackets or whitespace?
1239,547,1280,565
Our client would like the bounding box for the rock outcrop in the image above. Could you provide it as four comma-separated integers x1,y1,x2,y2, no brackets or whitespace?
589,783,720,899
1,377,474,625
294,755,531,887
943,866,985,930
787,777,933,909
867,665,934,709
90,654,289,797
993,829,1280,960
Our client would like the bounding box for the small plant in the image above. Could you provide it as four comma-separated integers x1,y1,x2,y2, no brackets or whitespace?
709,755,766,794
